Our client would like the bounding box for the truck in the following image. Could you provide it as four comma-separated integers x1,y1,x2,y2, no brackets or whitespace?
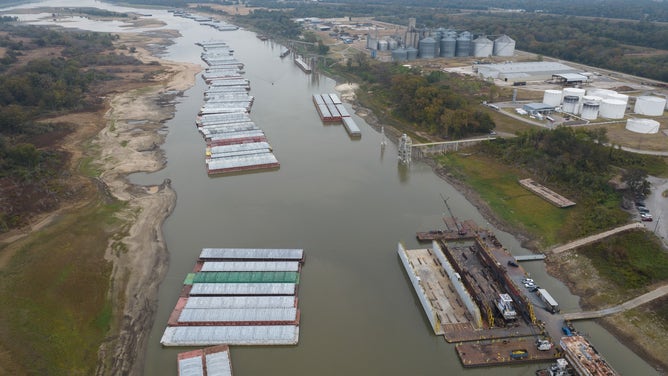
537,288,560,313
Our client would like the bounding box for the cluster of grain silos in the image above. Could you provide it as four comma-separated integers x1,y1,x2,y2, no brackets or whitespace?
374,26,515,62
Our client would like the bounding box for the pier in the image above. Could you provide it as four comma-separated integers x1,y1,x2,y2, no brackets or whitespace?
518,178,575,208
563,283,668,321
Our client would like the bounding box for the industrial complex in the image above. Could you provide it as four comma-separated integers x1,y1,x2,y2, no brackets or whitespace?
401,216,620,374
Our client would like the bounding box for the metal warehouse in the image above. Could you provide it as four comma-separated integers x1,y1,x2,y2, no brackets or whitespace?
476,62,579,82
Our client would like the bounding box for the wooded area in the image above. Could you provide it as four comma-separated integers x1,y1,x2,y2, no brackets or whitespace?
0,23,142,231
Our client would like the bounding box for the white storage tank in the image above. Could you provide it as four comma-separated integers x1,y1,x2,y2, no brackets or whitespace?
626,118,660,134
634,96,666,116
562,87,586,101
599,99,626,119
607,92,629,106
493,35,515,57
582,95,603,104
472,36,493,57
543,90,563,107
586,88,616,99
581,101,600,120
562,95,580,114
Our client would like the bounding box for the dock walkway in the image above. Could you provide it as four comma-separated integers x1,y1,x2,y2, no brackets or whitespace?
551,222,644,254
563,283,668,321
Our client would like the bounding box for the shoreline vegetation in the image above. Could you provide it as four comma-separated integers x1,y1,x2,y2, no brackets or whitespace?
0,8,666,376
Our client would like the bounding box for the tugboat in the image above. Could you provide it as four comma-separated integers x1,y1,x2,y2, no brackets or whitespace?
536,358,571,376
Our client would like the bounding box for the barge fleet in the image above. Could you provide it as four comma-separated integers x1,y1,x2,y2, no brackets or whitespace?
196,41,280,175
161,248,305,347
312,93,361,137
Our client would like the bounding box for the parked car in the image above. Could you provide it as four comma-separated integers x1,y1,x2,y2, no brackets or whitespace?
638,207,650,214
641,213,653,222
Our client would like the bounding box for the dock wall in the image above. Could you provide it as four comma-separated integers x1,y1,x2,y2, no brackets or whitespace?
397,243,439,333
432,241,483,328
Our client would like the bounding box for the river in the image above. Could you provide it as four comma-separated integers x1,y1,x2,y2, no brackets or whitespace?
1,2,659,375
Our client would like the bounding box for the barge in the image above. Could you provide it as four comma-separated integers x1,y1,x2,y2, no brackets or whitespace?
161,248,304,346
294,56,311,73
194,40,280,176
312,94,362,137
178,345,233,376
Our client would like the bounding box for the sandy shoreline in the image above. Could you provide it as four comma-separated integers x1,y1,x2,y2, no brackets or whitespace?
91,35,202,374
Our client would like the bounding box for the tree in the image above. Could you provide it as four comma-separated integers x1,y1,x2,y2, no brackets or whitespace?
622,168,651,199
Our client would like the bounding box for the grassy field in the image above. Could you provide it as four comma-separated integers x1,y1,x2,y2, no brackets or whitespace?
580,230,668,289
0,196,123,375
437,152,575,246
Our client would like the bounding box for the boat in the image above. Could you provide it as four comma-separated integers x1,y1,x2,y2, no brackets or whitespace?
280,47,290,58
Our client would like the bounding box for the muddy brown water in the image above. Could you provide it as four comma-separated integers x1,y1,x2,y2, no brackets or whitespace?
2,1,660,374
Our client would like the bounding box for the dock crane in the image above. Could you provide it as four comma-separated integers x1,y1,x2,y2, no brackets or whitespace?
440,194,466,235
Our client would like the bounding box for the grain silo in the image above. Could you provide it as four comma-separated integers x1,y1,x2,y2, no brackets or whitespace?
472,36,494,57
455,35,471,57
406,47,418,61
599,99,626,119
493,35,515,57
634,96,666,116
439,36,456,57
418,37,437,58
581,101,600,120
392,48,408,62
366,35,378,50
543,90,562,107
388,38,399,50
625,118,660,134
378,39,389,51
562,96,580,114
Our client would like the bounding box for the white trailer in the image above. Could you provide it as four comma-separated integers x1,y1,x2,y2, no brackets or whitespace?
537,288,559,313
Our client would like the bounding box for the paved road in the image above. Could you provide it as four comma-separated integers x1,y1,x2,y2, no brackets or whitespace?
563,284,668,321
550,222,645,254
643,176,668,248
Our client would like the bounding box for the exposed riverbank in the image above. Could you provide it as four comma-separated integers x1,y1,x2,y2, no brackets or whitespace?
92,33,202,374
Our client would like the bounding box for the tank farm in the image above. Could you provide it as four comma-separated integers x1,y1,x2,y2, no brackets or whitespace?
401,217,563,367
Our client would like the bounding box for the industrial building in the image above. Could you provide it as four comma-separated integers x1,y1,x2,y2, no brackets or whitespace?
475,61,579,82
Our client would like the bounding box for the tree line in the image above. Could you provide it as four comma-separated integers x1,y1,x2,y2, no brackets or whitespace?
478,126,660,236
0,24,142,231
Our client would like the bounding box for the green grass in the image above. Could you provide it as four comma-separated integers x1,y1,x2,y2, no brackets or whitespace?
437,152,576,246
580,230,668,290
0,197,125,376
